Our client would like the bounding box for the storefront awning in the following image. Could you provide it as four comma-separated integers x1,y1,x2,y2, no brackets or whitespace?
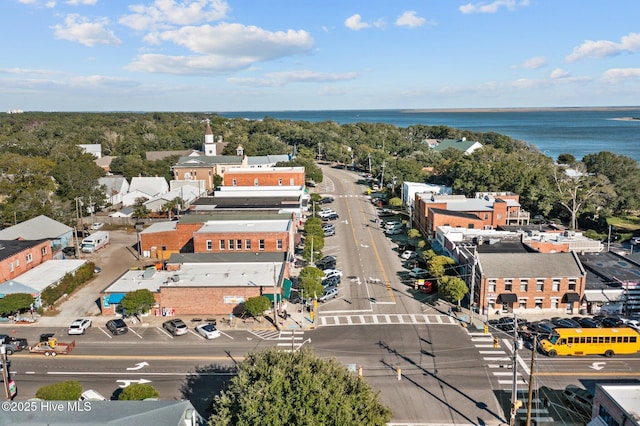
264,293,282,302
584,289,623,303
108,293,126,304
498,293,517,303
562,292,580,303
283,278,292,298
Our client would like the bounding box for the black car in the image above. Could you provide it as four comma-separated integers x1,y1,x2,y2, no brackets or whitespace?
315,255,337,270
288,292,303,305
106,319,129,335
322,275,341,287
551,317,581,328
600,316,624,328
576,317,603,328
321,212,339,221
319,197,334,204
62,246,77,257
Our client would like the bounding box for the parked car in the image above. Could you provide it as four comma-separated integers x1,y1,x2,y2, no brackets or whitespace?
163,318,188,336
378,209,396,218
321,223,335,231
409,268,429,278
322,275,341,287
288,292,303,305
321,212,339,221
105,319,129,335
319,286,339,302
324,228,335,237
600,316,624,328
323,269,343,279
385,228,403,235
384,221,402,230
195,323,221,339
630,236,640,246
576,317,602,328
319,196,334,204
62,246,77,257
67,318,92,335
400,250,417,260
551,317,581,328
91,222,104,230
315,255,337,270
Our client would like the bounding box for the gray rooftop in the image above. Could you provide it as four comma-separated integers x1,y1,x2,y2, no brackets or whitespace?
478,252,584,279
178,212,293,223
0,215,72,240
0,239,50,261
13,259,87,292
173,155,243,167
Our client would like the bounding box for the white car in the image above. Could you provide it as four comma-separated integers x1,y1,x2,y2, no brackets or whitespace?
68,318,92,335
401,250,416,260
319,286,339,302
385,228,403,235
196,323,221,339
90,222,104,230
323,269,343,279
409,268,429,278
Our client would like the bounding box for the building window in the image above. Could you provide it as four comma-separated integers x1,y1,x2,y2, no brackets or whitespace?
219,240,225,250
278,178,282,186
206,240,212,251
518,299,527,309
26,253,32,263
254,178,259,186
568,279,577,291
536,280,544,292
277,239,283,250
487,299,496,311
9,262,14,272
505,279,513,291
259,239,265,250
534,298,543,309
598,405,620,426
551,298,559,309
488,280,496,293
484,213,489,220
552,280,560,292
232,179,237,186
245,239,251,250
41,247,47,256
228,240,234,251
520,279,528,292
468,224,475,229
290,178,294,185
161,245,167,251
236,239,242,250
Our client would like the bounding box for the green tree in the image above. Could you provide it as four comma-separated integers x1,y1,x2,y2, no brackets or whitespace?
427,255,456,279
209,348,392,426
388,197,402,208
0,293,34,316
438,276,468,308
407,228,422,249
243,296,272,320
298,266,325,299
35,381,82,400
120,289,156,316
118,383,160,400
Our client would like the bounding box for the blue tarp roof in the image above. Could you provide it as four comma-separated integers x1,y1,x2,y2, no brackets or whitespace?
108,293,126,304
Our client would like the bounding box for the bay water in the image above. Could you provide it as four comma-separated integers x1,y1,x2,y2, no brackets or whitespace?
218,108,640,164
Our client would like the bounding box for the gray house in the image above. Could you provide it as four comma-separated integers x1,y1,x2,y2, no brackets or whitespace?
0,215,74,257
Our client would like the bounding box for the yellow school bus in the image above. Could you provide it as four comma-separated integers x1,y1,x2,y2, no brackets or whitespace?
539,327,640,357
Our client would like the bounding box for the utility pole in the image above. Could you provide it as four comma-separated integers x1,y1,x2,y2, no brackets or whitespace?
1,345,10,399
469,249,477,325
607,225,612,252
368,153,372,174
379,160,386,189
510,314,522,425
525,334,537,426
273,266,279,331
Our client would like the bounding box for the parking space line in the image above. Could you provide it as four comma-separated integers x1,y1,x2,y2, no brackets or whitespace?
98,327,113,339
157,327,174,338
129,328,144,339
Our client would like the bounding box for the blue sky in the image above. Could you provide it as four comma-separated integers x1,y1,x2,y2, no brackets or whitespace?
2,0,640,112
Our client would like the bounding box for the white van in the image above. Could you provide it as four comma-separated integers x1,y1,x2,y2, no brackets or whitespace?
80,389,107,401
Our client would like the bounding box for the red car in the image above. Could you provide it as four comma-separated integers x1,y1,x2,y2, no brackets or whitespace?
414,280,435,294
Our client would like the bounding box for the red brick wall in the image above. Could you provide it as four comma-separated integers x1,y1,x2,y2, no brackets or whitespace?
223,169,304,187
193,231,290,253
0,240,53,282
428,209,485,238
158,285,263,315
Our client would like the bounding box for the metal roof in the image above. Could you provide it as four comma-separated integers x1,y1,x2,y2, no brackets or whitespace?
478,252,584,279
0,215,72,240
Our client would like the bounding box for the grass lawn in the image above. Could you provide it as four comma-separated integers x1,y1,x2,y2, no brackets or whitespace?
607,215,640,241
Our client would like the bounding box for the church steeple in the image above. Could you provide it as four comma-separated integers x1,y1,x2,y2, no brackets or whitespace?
203,120,216,156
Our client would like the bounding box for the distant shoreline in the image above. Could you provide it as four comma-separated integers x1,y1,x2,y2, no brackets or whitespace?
404,106,640,113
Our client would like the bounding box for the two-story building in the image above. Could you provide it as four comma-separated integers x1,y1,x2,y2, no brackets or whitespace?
0,215,74,258
0,239,53,282
222,166,305,187
414,192,530,239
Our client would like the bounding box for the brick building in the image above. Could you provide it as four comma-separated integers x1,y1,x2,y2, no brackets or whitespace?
100,252,289,316
0,239,54,282
138,214,297,262
414,192,530,239
222,166,305,187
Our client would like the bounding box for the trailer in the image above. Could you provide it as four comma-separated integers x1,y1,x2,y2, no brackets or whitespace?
28,336,75,357
81,231,109,253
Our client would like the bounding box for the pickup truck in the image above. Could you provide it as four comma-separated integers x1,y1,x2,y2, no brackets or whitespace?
0,334,29,354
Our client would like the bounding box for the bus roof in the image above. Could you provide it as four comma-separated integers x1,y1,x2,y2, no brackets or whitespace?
552,327,639,336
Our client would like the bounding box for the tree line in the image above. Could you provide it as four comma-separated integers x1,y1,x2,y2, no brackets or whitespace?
1,112,638,230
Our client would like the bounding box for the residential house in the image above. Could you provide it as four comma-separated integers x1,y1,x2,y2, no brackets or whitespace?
0,215,74,256
122,176,170,207
78,143,102,158
100,252,289,316
99,175,130,207
172,155,246,192
143,183,204,214
429,137,483,155
0,239,53,282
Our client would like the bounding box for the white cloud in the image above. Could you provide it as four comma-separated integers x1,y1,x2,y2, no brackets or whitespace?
566,32,640,63
512,56,547,69
18,0,56,7
52,14,121,47
227,70,358,87
150,23,313,58
549,68,570,79
602,68,640,83
0,67,64,75
459,0,530,14
345,14,369,31
66,0,97,5
120,0,230,31
395,11,426,28
126,53,256,75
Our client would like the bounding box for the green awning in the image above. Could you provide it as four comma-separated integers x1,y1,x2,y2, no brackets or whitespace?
283,278,292,298
264,293,282,302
